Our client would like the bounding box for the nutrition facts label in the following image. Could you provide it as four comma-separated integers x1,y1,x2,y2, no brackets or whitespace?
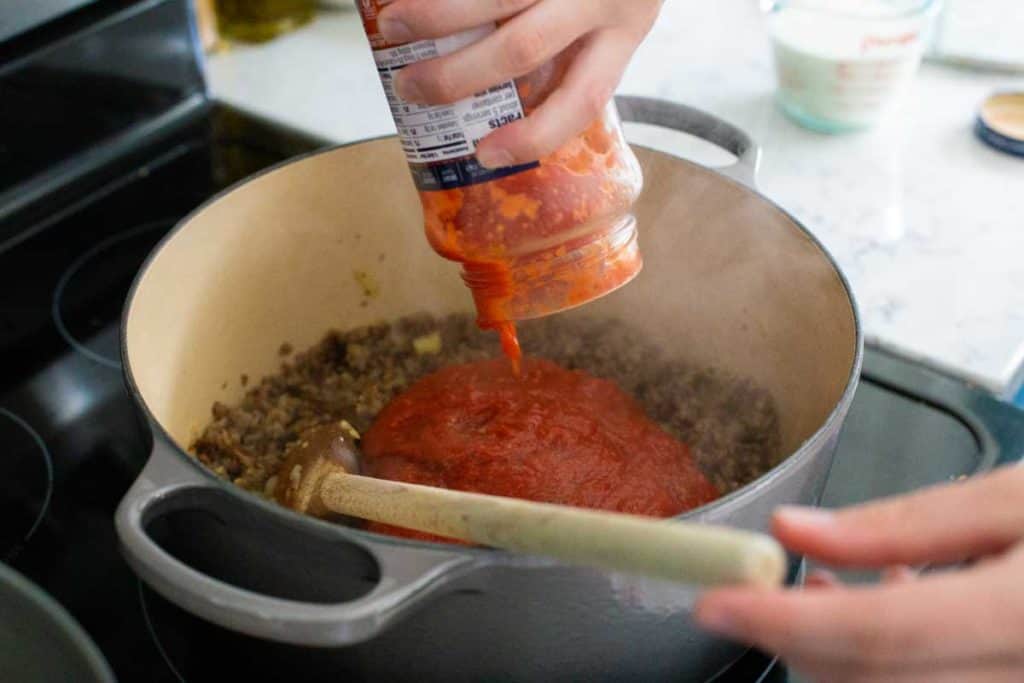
373,27,528,165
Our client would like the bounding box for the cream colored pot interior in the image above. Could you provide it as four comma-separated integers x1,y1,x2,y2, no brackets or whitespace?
126,138,857,462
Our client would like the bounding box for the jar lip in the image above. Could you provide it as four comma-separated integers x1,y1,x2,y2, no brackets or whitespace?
761,0,939,21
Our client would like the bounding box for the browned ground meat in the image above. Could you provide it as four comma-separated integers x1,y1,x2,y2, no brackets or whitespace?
191,313,782,498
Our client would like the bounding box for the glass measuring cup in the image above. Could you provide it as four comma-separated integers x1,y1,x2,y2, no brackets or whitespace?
762,0,941,132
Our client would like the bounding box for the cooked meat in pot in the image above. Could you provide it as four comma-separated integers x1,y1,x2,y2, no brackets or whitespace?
192,313,782,506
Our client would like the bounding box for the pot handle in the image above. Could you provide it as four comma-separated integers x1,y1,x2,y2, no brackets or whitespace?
615,95,762,188
115,443,475,646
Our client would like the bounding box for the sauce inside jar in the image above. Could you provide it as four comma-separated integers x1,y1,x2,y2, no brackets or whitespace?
357,5,645,369
362,358,720,543
427,103,644,371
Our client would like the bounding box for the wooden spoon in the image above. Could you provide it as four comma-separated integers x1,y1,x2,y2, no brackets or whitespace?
275,423,787,587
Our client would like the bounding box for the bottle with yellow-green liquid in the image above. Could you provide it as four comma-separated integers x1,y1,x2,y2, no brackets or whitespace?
214,0,316,43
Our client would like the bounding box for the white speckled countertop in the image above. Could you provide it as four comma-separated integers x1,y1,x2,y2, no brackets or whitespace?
204,3,1024,398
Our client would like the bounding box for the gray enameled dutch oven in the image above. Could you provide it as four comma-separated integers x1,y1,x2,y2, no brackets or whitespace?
115,97,862,681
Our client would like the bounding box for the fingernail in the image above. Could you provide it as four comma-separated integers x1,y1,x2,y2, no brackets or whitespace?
805,568,839,588
379,17,413,44
694,603,739,638
882,565,918,583
776,506,836,528
477,147,515,169
394,74,426,103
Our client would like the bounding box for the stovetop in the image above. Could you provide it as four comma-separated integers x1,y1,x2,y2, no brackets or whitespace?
3,2,1023,682
0,100,327,682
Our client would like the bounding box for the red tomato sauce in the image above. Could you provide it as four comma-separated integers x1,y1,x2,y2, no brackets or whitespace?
421,112,643,374
361,358,720,542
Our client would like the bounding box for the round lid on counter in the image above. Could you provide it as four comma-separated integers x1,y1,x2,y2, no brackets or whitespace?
975,92,1024,158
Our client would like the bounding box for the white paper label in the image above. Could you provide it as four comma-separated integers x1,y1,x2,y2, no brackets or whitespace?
373,26,528,165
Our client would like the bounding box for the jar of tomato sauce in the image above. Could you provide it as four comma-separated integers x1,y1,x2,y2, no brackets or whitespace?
357,2,644,362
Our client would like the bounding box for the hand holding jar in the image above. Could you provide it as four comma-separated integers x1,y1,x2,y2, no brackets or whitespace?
374,0,663,167
357,0,663,367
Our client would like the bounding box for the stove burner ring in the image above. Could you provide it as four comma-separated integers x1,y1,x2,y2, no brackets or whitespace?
138,581,187,682
0,408,54,561
52,219,175,369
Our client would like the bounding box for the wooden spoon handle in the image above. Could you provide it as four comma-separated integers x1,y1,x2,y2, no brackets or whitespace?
320,473,786,587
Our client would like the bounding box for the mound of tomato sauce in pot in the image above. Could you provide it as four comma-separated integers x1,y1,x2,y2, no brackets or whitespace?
361,358,720,542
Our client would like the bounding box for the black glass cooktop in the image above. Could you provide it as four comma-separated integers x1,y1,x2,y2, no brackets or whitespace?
2,96,1021,683
0,102,327,682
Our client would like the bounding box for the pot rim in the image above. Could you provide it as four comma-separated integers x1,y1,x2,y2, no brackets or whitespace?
120,130,864,559
0,562,117,683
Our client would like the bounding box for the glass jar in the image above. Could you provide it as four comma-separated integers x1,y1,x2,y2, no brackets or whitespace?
214,0,315,43
763,0,939,132
357,2,644,363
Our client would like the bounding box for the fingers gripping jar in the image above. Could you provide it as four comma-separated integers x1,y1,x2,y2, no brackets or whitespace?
357,1,644,365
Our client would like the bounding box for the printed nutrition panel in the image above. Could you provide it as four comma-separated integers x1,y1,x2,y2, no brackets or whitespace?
373,33,527,164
